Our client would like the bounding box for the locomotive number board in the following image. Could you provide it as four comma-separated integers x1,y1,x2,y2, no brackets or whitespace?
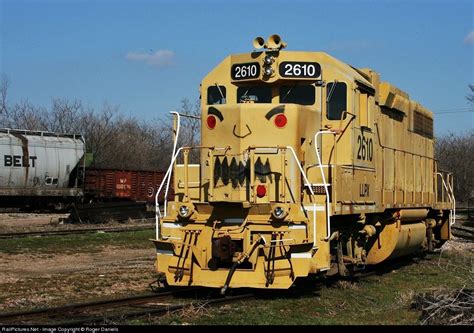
279,62,321,78
231,62,260,80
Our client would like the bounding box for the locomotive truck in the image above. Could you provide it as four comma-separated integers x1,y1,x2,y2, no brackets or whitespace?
154,35,455,292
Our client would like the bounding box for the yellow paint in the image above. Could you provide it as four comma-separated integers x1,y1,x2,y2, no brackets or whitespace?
155,35,454,290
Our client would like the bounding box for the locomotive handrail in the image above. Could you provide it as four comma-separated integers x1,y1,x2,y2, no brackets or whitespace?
285,146,318,249
436,172,456,226
314,130,339,241
155,147,184,240
157,143,320,248
249,144,337,249
161,111,204,218
446,174,455,226
162,111,181,219
156,111,181,240
173,112,201,120
155,145,229,240
249,145,319,248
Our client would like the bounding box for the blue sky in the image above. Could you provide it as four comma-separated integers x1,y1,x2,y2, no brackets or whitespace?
0,0,473,135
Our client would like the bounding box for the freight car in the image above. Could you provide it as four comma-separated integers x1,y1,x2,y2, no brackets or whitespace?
83,168,173,205
0,128,85,210
153,35,455,292
65,168,174,223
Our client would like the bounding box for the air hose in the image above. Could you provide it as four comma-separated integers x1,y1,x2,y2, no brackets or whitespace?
220,236,266,295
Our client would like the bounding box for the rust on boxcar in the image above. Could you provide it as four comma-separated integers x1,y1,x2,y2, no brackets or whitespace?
84,168,173,203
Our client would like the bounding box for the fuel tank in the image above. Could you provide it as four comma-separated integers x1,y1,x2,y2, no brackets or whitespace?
365,209,429,264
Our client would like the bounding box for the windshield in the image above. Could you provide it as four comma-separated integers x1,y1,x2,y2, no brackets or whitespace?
207,85,226,105
279,84,315,105
237,86,272,103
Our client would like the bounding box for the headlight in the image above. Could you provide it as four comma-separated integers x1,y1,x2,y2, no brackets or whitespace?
179,205,190,218
272,206,286,219
264,66,274,76
264,55,274,65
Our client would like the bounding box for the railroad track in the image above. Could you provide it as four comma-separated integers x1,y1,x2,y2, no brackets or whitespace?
0,252,450,325
0,288,254,325
0,224,154,239
452,224,474,241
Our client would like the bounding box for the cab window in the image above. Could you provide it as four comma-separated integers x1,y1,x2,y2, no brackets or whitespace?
207,86,226,105
279,85,315,105
237,86,272,103
326,82,347,120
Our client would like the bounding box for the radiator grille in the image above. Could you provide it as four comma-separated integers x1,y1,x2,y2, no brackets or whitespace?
413,111,433,139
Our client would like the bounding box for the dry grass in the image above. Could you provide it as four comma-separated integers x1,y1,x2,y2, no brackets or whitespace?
412,288,473,325
410,241,474,325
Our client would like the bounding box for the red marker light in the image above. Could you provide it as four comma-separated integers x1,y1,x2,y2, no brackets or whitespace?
274,114,287,128
256,185,266,198
207,115,216,129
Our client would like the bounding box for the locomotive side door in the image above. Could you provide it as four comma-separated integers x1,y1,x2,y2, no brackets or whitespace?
352,83,376,205
319,80,354,206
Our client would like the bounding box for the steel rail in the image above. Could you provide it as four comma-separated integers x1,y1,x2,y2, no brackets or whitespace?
55,293,254,326
0,288,252,325
0,288,198,323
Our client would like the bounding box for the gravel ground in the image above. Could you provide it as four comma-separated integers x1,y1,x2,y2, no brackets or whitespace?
0,213,158,312
0,245,157,312
0,212,154,233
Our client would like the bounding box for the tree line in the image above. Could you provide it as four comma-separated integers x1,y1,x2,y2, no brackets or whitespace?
434,84,474,206
1,76,472,204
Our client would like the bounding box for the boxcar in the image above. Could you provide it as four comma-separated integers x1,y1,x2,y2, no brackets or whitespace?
84,168,172,203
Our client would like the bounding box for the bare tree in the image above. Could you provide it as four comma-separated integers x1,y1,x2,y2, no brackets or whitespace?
435,130,474,205
8,100,49,130
467,84,474,104
0,75,9,117
82,103,120,168
176,98,201,163
48,98,86,134
147,117,175,170
435,85,474,205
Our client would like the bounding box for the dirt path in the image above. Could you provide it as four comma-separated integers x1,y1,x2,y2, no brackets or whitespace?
0,246,158,312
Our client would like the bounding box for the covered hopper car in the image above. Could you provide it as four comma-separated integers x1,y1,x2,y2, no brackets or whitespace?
153,35,455,292
0,128,85,210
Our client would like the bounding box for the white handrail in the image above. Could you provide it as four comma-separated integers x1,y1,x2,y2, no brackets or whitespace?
155,147,185,240
446,177,456,226
286,146,317,249
314,130,337,241
437,172,456,226
155,144,228,240
155,111,181,240
164,111,181,217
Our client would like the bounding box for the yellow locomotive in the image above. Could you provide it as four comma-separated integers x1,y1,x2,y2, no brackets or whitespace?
153,35,455,292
